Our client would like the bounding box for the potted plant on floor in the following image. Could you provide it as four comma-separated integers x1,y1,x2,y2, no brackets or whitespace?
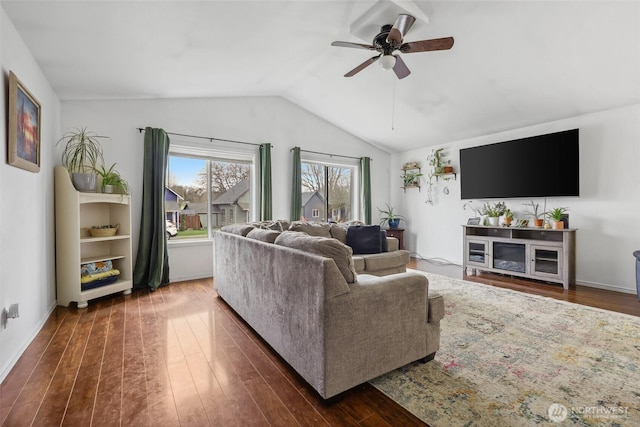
479,201,507,226
94,163,130,194
523,200,545,228
546,207,569,229
57,127,108,192
378,204,407,229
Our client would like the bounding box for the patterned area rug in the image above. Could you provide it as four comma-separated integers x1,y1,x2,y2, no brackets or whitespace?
370,271,640,426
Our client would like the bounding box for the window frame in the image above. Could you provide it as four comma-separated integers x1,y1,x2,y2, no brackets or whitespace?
300,155,361,223
167,138,258,244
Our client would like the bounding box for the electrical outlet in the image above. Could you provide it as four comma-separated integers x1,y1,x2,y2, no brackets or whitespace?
8,303,19,319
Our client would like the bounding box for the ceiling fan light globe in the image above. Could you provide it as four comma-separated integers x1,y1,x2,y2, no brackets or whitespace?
379,55,397,70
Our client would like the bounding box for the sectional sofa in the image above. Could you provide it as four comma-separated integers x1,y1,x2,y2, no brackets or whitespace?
214,221,444,399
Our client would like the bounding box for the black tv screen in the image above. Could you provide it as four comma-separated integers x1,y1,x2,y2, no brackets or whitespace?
460,129,579,200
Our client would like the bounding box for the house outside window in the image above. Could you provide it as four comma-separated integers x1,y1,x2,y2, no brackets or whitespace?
300,160,357,223
166,148,253,240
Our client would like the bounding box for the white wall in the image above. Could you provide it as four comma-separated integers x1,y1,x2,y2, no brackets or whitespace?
0,7,61,382
392,103,640,294
61,97,392,282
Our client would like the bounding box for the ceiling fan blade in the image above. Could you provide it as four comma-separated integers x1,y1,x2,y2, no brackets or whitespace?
331,41,377,50
344,55,380,77
387,14,416,45
400,37,454,53
392,55,411,79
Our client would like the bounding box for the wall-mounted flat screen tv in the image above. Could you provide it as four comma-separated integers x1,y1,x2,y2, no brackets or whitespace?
460,129,579,200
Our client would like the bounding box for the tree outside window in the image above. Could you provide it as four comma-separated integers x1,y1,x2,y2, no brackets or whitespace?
301,161,354,223
166,154,251,239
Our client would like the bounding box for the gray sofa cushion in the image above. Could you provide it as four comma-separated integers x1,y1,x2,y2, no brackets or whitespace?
246,228,281,243
251,220,289,231
275,231,357,283
289,221,333,238
363,250,410,271
220,223,255,236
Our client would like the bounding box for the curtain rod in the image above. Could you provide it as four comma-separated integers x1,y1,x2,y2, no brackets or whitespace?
292,148,371,161
137,128,271,148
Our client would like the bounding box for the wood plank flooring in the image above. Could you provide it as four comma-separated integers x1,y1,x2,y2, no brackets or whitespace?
2,259,638,426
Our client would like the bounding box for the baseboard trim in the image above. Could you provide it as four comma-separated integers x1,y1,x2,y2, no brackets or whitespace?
0,301,57,384
576,279,637,295
169,273,214,283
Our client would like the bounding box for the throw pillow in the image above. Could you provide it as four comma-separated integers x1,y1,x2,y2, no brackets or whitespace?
246,228,281,243
274,231,357,283
346,225,383,255
220,223,255,236
288,221,332,238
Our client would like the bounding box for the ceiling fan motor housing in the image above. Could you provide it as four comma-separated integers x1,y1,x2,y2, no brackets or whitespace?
373,24,397,54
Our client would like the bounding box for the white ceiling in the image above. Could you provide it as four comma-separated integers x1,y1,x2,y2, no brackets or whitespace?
3,0,639,152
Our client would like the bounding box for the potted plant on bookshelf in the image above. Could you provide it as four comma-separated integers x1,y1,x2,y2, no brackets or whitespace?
480,201,507,226
94,163,130,194
378,204,407,229
547,207,569,229
523,200,545,228
57,127,108,192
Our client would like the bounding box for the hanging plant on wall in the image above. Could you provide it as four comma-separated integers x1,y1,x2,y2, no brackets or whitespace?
425,148,455,204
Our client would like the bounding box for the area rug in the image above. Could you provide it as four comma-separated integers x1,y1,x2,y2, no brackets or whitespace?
370,271,640,426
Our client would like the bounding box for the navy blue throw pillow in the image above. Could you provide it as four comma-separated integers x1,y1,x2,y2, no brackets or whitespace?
347,225,383,254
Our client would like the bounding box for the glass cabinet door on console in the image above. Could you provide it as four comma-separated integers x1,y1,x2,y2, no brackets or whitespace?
466,239,489,268
530,244,563,280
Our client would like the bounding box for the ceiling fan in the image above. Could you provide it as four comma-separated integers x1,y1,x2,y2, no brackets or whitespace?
331,14,454,79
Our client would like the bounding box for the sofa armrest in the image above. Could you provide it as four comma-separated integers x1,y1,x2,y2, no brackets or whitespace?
323,272,430,396
386,236,399,252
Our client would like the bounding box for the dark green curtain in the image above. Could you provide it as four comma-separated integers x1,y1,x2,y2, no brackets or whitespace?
360,157,372,224
133,127,170,291
290,147,302,221
259,143,272,220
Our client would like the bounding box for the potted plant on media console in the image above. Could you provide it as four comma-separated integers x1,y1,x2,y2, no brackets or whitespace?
479,201,507,226
57,127,108,192
523,200,545,228
547,207,569,229
378,204,406,229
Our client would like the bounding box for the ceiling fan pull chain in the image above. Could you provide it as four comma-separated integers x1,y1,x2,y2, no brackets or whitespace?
391,75,396,130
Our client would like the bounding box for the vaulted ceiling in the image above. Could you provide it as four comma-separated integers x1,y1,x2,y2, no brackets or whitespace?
3,0,639,152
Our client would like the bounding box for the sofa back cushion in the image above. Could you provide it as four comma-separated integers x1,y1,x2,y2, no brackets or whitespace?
347,225,386,255
288,221,332,238
246,228,281,243
220,223,255,236
275,231,357,283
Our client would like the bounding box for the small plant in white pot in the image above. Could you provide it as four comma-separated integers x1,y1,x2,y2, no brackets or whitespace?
479,201,507,226
57,127,108,192
547,207,569,229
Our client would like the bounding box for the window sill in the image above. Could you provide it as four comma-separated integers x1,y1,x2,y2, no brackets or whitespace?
167,238,213,248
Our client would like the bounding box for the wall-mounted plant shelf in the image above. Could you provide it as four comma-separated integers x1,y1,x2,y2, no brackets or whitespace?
434,172,457,182
401,166,422,193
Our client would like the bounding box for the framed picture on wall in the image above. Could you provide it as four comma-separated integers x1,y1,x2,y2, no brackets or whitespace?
8,71,41,173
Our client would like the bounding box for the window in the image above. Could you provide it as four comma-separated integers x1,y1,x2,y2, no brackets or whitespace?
166,149,253,240
301,160,357,223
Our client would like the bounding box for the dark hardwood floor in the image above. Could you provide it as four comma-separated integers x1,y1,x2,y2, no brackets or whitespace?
2,259,638,426
408,258,640,317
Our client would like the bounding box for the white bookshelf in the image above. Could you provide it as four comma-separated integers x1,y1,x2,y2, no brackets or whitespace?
54,166,133,308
